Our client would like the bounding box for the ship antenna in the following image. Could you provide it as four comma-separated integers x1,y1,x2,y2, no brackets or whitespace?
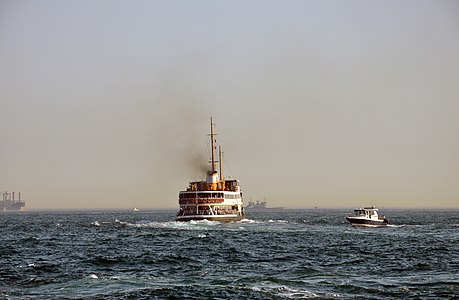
219,145,223,180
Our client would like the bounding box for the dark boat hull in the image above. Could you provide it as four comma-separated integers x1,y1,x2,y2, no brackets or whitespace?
346,216,388,228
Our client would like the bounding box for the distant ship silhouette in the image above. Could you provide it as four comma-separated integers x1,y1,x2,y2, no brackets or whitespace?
245,200,284,211
1,192,25,211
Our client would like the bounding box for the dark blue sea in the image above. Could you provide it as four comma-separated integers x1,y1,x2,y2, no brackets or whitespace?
1,209,458,299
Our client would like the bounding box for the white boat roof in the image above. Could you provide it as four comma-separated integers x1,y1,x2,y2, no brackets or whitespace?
355,207,379,211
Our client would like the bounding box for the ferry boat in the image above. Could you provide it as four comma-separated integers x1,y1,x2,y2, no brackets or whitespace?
346,207,388,227
176,117,244,222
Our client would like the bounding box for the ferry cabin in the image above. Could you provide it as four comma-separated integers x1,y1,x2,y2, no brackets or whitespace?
177,175,244,219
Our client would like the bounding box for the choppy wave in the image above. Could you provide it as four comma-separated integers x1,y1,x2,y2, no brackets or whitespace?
1,209,459,299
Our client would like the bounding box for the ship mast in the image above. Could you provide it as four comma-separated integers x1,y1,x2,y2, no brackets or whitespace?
209,117,216,172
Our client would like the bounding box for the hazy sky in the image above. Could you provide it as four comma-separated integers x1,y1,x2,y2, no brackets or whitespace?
1,0,458,209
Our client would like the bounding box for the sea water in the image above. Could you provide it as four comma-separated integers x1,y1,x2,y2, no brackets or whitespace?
1,209,458,299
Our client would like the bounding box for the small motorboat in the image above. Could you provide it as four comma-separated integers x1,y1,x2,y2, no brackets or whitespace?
346,207,388,227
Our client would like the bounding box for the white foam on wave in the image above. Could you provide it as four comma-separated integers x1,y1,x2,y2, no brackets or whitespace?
127,220,180,228
238,218,291,226
113,217,292,232
387,224,403,228
278,288,318,299
277,219,289,224
189,219,219,226
268,219,289,224
238,218,260,224
115,219,222,231
252,285,318,298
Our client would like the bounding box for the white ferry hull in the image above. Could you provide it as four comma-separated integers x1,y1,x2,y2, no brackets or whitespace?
176,214,244,222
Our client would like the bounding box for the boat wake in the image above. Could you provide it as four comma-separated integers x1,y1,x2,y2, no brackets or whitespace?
114,219,227,231
238,218,261,224
189,219,220,226
109,218,298,233
268,219,289,224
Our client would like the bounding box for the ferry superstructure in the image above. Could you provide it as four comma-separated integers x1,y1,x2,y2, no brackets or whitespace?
176,118,244,222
